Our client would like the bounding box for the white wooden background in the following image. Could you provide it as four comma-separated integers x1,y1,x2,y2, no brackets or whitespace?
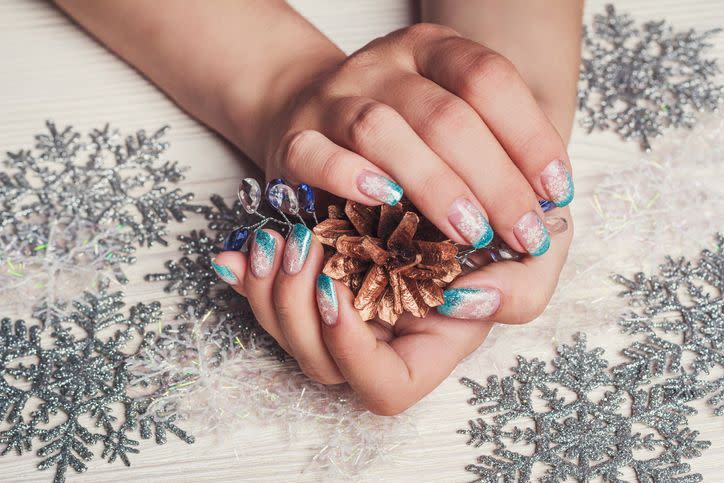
1,1,723,482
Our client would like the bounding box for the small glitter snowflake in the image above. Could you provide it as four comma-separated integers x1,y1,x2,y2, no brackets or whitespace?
578,4,723,150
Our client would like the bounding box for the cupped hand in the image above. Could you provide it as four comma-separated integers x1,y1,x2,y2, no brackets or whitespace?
211,211,571,415
254,23,574,257
215,23,576,414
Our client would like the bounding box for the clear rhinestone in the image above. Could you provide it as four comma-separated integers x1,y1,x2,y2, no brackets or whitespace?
267,183,299,215
238,178,261,214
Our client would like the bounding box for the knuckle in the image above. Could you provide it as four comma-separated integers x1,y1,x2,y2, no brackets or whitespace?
300,364,343,385
404,23,459,41
347,102,396,148
416,169,459,199
509,288,551,324
420,96,473,137
281,129,318,173
461,52,517,97
364,395,408,416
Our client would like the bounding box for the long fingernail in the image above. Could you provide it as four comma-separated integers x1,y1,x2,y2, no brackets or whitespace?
436,287,501,319
513,211,551,256
541,160,574,207
316,274,339,326
283,223,312,275
250,229,276,277
356,170,403,206
448,197,493,249
211,259,238,284
223,228,250,251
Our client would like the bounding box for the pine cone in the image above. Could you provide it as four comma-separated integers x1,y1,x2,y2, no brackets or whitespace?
313,199,462,325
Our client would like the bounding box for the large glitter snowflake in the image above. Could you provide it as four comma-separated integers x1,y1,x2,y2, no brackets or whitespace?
0,122,204,306
0,283,194,483
578,4,723,150
459,236,724,482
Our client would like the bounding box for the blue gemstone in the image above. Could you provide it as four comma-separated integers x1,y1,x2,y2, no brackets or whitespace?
539,199,556,213
265,178,284,197
297,183,315,213
223,228,249,251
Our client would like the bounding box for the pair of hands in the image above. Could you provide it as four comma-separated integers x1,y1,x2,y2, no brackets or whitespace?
216,24,573,415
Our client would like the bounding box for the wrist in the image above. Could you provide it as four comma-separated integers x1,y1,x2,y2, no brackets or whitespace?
223,43,345,169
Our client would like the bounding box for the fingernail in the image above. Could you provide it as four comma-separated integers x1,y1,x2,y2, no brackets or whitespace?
541,160,574,207
436,287,501,320
224,228,250,251
513,211,551,256
448,197,493,248
250,229,276,277
283,223,312,275
356,170,403,206
211,259,238,284
316,274,339,326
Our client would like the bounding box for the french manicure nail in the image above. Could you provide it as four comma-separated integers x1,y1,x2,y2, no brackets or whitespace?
541,160,574,207
283,223,312,275
356,170,403,206
513,211,551,256
436,287,501,319
250,229,276,277
448,197,494,248
316,274,339,326
211,259,238,284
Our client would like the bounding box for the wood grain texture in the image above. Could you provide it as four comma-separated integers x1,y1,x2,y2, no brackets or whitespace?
0,0,722,481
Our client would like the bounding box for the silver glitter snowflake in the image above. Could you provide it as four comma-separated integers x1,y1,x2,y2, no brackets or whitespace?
578,4,723,150
0,282,194,483
0,122,205,289
459,236,724,482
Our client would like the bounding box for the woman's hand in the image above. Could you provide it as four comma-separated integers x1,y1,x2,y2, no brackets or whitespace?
243,24,574,259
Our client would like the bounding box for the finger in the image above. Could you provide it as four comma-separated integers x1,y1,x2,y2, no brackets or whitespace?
316,274,492,415
239,228,292,353
322,96,495,249
415,36,574,207
437,209,573,324
274,224,345,384
272,129,403,207
211,252,247,294
375,74,550,255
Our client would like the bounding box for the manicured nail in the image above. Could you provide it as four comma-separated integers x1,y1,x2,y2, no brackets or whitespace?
224,228,250,251
356,170,403,206
513,211,551,256
283,223,312,275
250,229,276,277
436,287,501,320
211,259,237,284
448,197,493,249
316,274,338,326
541,160,574,207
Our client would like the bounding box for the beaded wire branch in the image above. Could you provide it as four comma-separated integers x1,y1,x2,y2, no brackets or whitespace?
578,4,723,150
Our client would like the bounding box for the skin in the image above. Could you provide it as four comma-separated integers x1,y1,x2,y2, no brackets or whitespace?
56,0,582,415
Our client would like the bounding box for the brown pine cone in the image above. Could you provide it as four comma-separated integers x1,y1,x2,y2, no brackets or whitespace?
313,199,462,325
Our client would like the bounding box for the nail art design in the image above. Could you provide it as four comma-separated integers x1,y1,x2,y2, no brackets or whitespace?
448,197,494,249
316,274,339,326
211,259,237,284
283,223,312,275
250,229,276,277
437,287,501,319
541,160,574,207
356,170,403,206
513,211,551,256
